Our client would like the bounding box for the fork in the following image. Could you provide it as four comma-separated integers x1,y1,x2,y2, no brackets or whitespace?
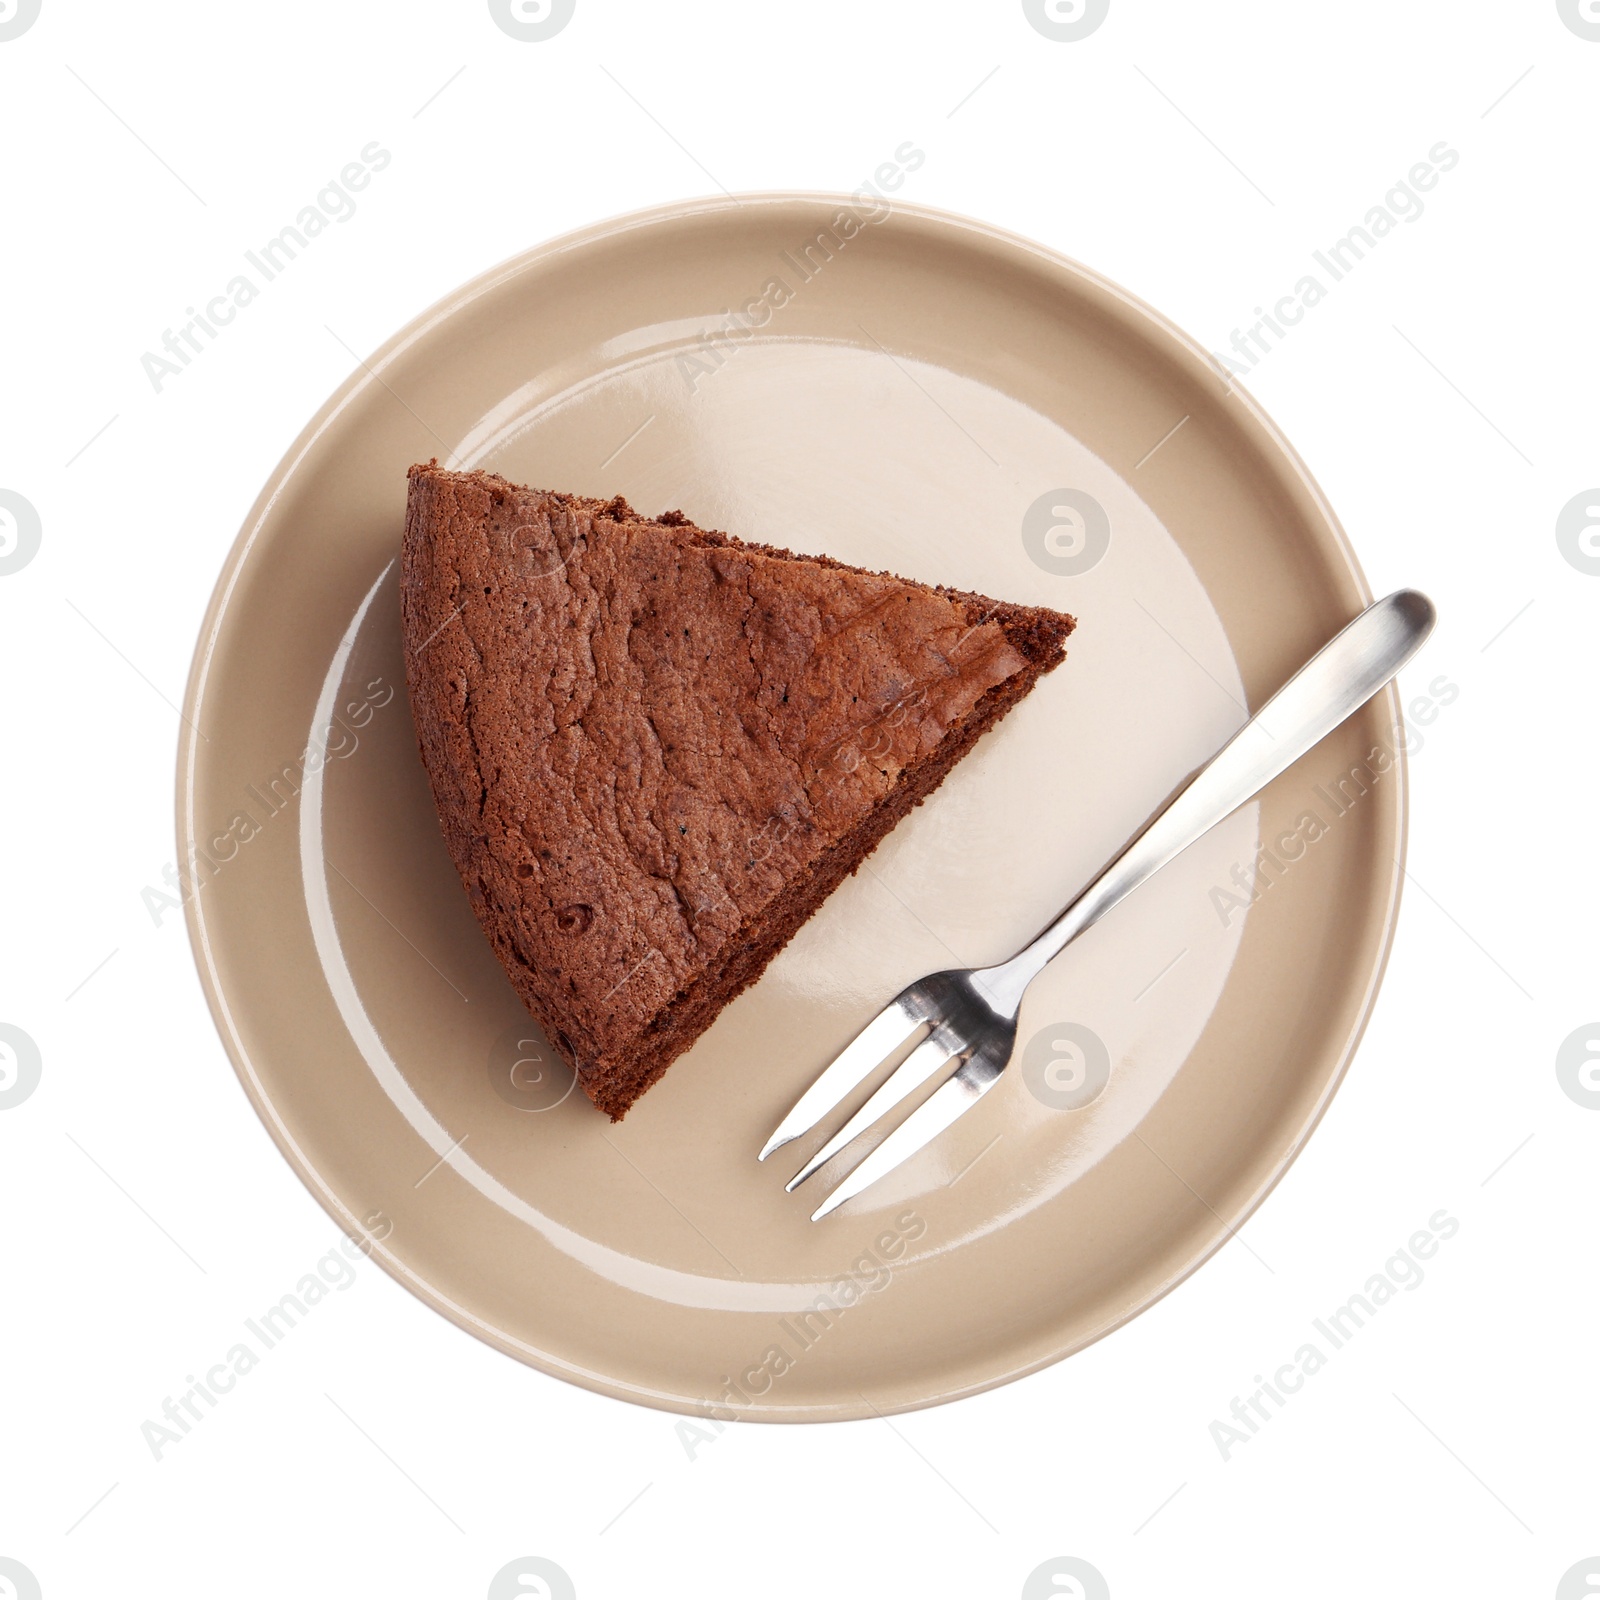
760,588,1436,1219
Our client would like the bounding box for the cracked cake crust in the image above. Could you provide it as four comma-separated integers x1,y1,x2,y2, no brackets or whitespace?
401,462,1075,1119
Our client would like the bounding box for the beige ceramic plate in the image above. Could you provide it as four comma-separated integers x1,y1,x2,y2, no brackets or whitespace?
180,195,1405,1421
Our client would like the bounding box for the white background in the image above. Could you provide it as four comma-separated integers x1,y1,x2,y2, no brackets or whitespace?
2,2,1596,1597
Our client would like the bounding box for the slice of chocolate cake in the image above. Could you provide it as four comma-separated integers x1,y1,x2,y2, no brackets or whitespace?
401,463,1075,1119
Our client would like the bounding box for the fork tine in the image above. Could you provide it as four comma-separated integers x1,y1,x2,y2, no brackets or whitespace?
785,1033,960,1191
809,1055,1006,1220
757,1003,924,1161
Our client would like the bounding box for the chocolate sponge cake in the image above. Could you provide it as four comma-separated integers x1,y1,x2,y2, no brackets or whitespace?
401,463,1075,1119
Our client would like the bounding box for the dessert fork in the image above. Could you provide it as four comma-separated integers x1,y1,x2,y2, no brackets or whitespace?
760,589,1436,1219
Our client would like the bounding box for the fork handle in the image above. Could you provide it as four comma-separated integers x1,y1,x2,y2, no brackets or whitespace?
983,589,1435,1008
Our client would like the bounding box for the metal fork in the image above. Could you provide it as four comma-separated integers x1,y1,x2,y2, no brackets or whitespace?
760,589,1436,1219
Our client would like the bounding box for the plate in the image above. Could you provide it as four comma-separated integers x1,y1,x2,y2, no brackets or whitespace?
180,194,1405,1420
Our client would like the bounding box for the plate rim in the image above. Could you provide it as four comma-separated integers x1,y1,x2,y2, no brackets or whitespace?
177,190,1408,1422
